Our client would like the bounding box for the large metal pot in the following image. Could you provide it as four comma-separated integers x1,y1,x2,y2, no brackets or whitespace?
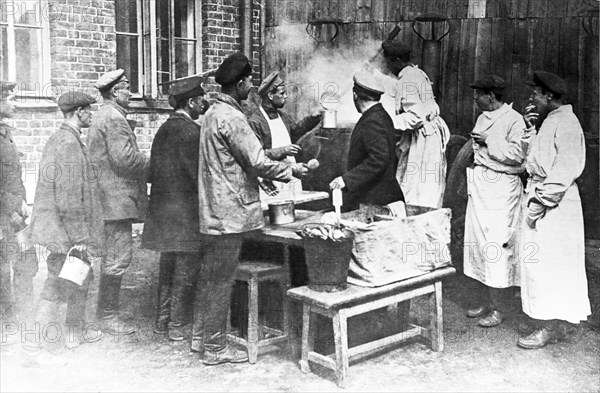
268,199,296,225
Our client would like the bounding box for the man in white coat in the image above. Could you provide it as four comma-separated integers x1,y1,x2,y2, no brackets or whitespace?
463,75,526,328
518,70,590,349
381,40,450,208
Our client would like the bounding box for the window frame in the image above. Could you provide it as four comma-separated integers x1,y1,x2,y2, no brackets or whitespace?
0,0,52,99
116,0,202,101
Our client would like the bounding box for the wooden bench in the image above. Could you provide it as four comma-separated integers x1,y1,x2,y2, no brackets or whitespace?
287,266,456,388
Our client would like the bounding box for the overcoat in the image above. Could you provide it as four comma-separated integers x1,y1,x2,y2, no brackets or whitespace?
0,122,26,237
341,103,404,210
88,100,149,221
29,123,105,255
142,113,201,251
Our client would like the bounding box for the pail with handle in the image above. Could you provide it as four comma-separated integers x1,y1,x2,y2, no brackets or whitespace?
58,247,92,286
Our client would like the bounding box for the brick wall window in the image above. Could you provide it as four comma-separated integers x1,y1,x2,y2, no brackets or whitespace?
115,0,201,99
0,0,51,94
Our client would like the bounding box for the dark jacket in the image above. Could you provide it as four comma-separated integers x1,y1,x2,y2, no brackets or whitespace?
142,113,201,252
88,100,149,222
29,123,105,255
341,103,404,210
0,122,26,236
247,105,320,160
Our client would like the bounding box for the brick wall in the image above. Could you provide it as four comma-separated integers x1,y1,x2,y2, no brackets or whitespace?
6,0,265,201
50,0,116,91
202,0,264,93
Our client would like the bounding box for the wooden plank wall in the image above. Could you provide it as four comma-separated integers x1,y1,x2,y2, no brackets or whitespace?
264,0,595,136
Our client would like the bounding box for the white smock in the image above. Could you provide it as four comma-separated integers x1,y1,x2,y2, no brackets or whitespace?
520,105,590,324
463,103,526,288
384,65,450,208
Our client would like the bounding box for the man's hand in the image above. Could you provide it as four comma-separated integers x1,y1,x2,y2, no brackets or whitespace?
291,163,308,178
329,176,345,190
20,200,30,219
526,199,547,230
310,107,324,117
470,131,488,146
282,144,302,156
524,104,539,129
72,244,88,252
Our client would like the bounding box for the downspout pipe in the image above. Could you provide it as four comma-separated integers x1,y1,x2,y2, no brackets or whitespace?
241,0,252,59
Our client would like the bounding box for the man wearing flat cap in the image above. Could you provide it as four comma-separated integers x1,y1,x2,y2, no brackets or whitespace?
195,52,308,365
142,75,207,342
23,91,105,367
329,69,404,210
248,71,321,193
88,69,149,335
517,70,590,349
381,40,450,209
0,81,34,339
462,75,526,329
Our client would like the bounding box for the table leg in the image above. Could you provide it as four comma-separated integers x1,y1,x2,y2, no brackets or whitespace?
429,280,444,351
247,276,259,364
299,303,313,373
333,310,349,388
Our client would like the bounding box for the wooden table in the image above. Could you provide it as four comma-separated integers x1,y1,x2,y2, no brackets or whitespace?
287,266,456,388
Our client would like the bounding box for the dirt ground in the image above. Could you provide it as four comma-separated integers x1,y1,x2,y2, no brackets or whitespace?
1,235,599,392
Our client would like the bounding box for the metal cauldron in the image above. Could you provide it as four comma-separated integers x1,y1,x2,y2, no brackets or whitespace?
268,199,296,225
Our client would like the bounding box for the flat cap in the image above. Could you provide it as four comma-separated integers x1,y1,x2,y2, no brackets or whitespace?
353,69,385,96
57,91,97,113
526,70,567,96
167,75,205,100
95,69,128,91
382,40,412,58
0,81,17,94
470,75,506,94
214,53,253,86
258,71,285,97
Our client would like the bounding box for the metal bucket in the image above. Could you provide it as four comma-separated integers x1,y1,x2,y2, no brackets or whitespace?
321,110,337,129
58,247,92,286
268,200,296,225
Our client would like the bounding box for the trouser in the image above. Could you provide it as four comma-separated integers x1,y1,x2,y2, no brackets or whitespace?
0,237,38,320
102,220,133,277
192,233,243,352
41,253,92,325
156,251,201,327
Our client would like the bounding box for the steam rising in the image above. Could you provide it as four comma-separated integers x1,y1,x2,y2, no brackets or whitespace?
268,22,399,124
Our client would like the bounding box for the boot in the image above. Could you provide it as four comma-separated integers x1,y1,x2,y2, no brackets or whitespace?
65,323,103,350
96,274,137,335
20,299,67,368
202,345,248,366
154,255,174,334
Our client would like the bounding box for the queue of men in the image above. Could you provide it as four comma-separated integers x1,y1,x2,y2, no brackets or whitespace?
0,42,591,369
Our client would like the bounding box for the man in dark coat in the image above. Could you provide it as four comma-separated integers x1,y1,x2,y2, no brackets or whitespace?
329,70,404,210
88,69,149,335
142,75,207,342
22,91,104,368
0,81,36,338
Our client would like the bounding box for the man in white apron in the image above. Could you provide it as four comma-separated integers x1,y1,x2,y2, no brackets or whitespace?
518,71,590,349
381,40,450,209
462,75,526,328
248,71,321,196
